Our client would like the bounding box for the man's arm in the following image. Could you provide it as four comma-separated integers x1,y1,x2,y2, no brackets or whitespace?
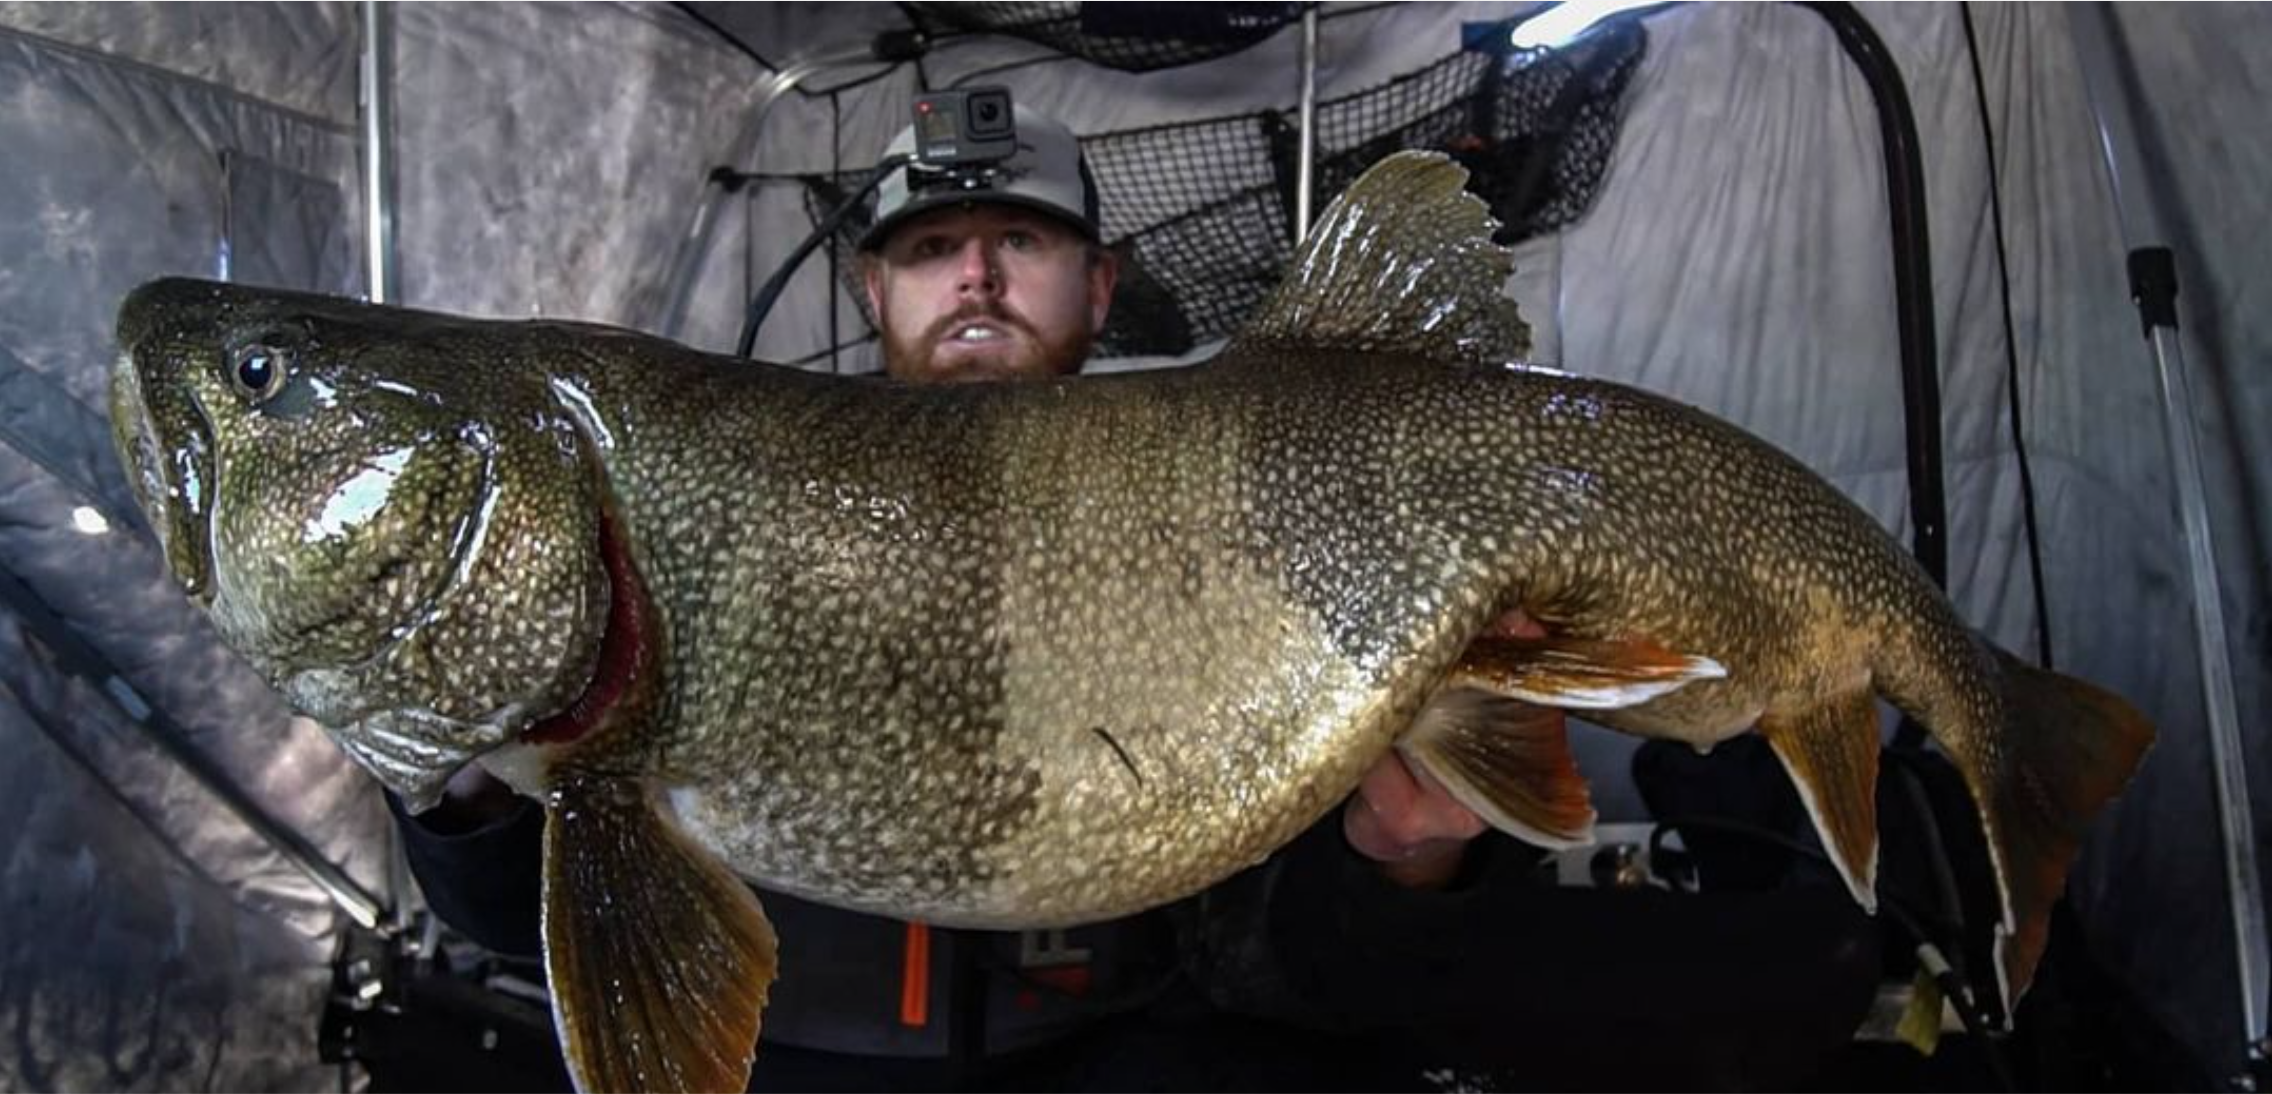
1343,752,1492,889
1340,608,1555,889
386,768,546,959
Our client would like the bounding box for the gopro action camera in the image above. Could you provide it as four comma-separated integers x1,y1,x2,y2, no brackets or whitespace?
912,86,1017,168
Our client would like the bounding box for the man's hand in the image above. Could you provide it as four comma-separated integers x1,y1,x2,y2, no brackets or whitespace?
1343,607,1557,890
1343,751,1489,889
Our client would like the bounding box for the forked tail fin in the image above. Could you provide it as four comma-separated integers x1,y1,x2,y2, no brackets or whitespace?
1984,646,2155,1010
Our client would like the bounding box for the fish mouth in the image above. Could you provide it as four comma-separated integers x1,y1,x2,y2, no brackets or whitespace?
112,349,218,599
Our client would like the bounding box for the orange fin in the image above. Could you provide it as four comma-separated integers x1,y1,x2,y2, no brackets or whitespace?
543,778,778,1094
1758,689,1884,912
1401,682,1596,848
1455,633,1726,710
1980,647,2156,1010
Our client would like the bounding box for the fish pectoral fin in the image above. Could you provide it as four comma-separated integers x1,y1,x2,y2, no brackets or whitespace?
1757,690,1883,912
1400,685,1596,848
1453,633,1727,710
542,778,778,1094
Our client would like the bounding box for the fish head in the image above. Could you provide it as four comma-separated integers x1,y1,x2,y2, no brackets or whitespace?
112,277,611,807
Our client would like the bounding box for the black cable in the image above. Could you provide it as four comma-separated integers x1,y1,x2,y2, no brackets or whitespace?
1883,746,1983,1000
807,61,919,99
1960,3,2056,671
1651,813,2017,1091
786,333,879,370
736,153,913,359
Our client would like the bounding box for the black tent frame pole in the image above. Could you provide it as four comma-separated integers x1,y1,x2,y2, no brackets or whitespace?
1795,4,1948,759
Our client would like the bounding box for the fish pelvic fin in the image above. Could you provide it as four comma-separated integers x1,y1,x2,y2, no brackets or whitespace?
1229,151,1532,366
1401,684,1596,849
1454,633,1727,710
1978,646,2156,1012
542,777,779,1094
1758,689,1884,914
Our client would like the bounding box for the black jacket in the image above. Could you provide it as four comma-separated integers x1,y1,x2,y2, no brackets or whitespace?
390,746,1884,1090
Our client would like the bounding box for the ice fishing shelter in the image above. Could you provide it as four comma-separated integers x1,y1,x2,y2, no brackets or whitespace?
0,2,2264,1090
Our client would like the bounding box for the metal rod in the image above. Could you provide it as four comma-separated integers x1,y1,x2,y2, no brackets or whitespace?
657,46,882,340
2069,6,2266,1078
1293,8,1320,242
359,0,397,303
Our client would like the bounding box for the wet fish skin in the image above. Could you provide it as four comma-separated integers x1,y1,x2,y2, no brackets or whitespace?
108,152,2152,1092
110,287,615,802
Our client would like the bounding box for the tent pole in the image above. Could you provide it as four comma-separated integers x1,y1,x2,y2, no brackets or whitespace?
1293,8,1319,242
2069,7,2268,1085
359,0,397,304
1796,2,1947,593
659,48,879,341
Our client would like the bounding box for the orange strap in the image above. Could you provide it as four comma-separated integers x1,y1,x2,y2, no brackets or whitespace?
900,921,931,1027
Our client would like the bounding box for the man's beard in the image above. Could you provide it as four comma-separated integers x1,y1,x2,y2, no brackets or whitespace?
881,304,1095,382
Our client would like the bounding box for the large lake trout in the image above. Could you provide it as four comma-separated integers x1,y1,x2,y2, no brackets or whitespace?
110,153,2151,1092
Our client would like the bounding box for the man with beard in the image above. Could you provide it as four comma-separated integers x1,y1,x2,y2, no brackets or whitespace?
856,107,1118,385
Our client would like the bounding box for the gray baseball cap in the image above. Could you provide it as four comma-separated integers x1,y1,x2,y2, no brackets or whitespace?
859,105,1101,251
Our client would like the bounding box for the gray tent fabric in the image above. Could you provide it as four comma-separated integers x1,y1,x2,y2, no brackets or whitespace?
0,2,2264,1089
0,7,381,1091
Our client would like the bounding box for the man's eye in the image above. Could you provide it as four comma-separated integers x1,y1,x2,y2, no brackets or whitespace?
1003,231,1038,251
910,237,953,259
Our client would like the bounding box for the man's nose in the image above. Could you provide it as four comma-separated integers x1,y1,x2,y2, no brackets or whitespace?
953,239,1001,298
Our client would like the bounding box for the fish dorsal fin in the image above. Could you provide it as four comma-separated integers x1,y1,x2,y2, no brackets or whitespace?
1231,151,1532,365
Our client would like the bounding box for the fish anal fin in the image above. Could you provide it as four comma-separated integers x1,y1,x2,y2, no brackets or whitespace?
543,777,778,1094
1457,633,1727,710
1401,685,1596,849
1758,690,1883,912
1231,151,1532,366
1980,647,2156,1010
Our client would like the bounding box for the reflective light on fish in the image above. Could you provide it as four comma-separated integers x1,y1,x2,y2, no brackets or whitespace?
1543,390,1606,423
307,447,414,542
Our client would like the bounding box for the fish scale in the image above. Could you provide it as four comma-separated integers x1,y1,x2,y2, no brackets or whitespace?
110,152,2153,1093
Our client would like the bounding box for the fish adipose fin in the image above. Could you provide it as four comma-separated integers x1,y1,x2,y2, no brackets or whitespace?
1978,647,2155,1010
1453,633,1727,710
1230,151,1532,366
1401,683,1596,848
1758,689,1884,913
543,778,779,1094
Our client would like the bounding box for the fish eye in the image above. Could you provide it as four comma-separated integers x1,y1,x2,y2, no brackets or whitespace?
229,344,290,402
